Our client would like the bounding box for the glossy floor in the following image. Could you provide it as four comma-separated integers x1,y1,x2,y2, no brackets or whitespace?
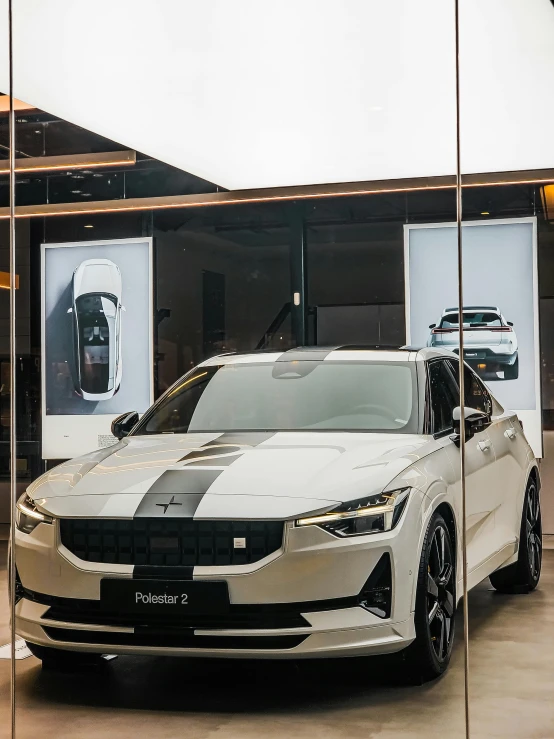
1,541,553,738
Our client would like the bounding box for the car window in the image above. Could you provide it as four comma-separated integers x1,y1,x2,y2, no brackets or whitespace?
136,360,418,435
440,311,502,328
428,360,459,435
464,366,492,416
75,293,117,393
445,358,493,416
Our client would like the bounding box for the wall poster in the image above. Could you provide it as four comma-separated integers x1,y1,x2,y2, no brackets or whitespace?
41,238,153,459
404,218,541,457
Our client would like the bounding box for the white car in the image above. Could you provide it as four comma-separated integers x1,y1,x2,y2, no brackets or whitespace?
68,258,124,401
428,306,519,380
14,347,541,682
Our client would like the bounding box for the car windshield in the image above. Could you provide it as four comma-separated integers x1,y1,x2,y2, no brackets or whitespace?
440,311,502,328
135,360,417,435
75,293,117,393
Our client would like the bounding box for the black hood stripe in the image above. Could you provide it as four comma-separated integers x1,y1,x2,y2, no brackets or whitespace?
204,432,276,446
184,454,243,467
131,432,276,579
180,445,242,462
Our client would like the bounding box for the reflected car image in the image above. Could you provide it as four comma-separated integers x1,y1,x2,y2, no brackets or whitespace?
427,306,519,380
67,258,124,401
14,347,541,682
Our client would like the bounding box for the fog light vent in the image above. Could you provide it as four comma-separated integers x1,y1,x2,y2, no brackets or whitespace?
358,553,392,619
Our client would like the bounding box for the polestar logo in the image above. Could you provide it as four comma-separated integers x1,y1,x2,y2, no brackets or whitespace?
155,495,182,514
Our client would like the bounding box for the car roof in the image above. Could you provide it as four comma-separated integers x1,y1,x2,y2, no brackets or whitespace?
200,345,459,367
443,305,500,314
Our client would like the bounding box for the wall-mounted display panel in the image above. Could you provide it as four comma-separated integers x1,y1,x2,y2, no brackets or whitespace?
405,218,541,457
41,237,153,459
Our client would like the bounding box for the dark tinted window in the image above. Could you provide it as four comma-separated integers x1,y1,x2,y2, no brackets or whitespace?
429,360,459,434
446,358,493,416
440,311,502,328
75,294,117,393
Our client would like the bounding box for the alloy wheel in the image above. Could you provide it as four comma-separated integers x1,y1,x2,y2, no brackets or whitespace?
526,482,542,581
427,524,455,662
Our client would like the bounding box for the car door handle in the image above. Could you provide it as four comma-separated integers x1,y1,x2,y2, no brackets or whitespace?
477,440,492,452
504,428,517,440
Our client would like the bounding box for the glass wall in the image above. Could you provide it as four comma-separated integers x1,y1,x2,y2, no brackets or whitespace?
8,2,554,738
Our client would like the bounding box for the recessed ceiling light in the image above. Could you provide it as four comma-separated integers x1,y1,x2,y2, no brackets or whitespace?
71,174,85,179
82,170,93,174
84,224,94,228
34,130,41,134
481,211,490,215
71,190,82,194
81,193,92,197
92,173,104,178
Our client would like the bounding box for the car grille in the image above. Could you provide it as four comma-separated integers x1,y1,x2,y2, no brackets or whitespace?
59,518,284,566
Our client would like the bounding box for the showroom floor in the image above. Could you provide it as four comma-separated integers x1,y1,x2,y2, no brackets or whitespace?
1,539,554,739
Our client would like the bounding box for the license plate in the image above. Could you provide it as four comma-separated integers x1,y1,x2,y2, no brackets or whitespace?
100,579,229,614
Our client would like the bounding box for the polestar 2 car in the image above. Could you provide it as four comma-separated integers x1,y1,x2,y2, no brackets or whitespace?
428,306,519,380
14,347,541,681
68,258,124,401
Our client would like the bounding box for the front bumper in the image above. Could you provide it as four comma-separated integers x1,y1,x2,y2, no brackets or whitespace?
15,490,425,659
16,597,414,659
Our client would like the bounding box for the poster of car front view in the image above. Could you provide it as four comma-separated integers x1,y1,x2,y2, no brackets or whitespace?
404,217,542,457
41,238,154,459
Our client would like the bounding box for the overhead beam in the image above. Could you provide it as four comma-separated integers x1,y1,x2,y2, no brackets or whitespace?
0,149,136,174
0,168,553,220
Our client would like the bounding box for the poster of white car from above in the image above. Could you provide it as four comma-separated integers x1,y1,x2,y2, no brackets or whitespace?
427,306,519,380
41,238,153,460
68,258,124,401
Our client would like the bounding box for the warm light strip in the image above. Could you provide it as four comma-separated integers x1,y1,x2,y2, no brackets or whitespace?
0,150,136,174
542,184,554,222
0,97,35,113
0,271,19,289
0,168,553,220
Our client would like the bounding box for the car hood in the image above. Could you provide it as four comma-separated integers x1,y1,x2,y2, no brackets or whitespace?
74,259,121,299
28,431,435,519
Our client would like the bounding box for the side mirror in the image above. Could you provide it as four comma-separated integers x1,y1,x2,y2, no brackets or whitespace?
451,406,491,446
507,321,514,327
429,323,436,329
67,307,73,314
111,411,139,439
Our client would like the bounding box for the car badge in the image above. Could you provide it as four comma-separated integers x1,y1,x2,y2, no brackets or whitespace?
155,495,183,514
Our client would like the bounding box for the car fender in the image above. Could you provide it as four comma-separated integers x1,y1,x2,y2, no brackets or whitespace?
407,483,461,611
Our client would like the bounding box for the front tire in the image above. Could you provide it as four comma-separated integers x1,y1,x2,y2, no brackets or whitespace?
402,512,456,682
490,477,541,593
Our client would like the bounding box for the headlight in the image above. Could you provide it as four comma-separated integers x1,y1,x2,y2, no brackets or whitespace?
16,492,53,534
296,488,410,537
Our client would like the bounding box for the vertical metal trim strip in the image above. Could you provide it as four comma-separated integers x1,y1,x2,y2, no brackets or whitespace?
8,0,17,736
454,1,471,737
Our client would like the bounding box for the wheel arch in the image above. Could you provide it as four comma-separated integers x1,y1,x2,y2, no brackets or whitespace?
528,463,540,491
434,501,457,567
410,497,458,612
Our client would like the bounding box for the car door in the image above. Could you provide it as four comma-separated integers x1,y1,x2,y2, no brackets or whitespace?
465,366,524,554
430,359,499,575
